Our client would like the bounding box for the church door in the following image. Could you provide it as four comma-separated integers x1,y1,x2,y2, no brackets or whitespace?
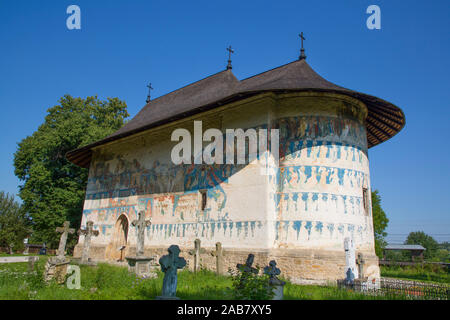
106,215,129,261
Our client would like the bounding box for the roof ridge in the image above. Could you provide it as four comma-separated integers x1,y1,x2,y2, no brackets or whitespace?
145,69,238,105
240,59,304,82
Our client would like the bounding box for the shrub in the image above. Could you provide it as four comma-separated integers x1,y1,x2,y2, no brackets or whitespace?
228,266,274,300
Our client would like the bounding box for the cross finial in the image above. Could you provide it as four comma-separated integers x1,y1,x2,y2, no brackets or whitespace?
226,45,234,70
299,32,306,60
146,83,153,104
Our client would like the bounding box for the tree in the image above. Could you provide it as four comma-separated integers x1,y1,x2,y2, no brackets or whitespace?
14,95,128,248
405,231,439,261
0,191,31,253
371,190,389,258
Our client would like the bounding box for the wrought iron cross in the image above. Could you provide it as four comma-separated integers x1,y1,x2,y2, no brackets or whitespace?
299,32,306,60
226,45,234,70
146,83,153,103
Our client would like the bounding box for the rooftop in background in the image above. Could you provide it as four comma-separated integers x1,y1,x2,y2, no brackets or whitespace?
66,59,406,168
384,244,426,251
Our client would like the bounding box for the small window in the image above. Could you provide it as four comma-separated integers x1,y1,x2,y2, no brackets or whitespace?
362,188,369,214
200,190,207,211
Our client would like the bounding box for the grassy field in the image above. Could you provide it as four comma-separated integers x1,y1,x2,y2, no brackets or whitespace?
0,257,411,300
380,265,449,284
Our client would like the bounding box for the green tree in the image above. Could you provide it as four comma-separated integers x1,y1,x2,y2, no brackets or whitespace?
405,231,439,261
0,191,31,253
14,95,128,248
371,190,389,258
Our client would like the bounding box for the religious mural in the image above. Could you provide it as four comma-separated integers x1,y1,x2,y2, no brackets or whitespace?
80,114,373,253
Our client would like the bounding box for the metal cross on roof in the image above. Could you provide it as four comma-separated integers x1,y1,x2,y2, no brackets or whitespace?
299,32,306,60
226,45,234,70
146,83,153,104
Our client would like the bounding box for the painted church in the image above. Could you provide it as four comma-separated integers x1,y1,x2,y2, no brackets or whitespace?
67,46,405,283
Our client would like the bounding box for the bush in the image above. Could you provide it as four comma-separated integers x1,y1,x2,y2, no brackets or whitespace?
228,266,274,300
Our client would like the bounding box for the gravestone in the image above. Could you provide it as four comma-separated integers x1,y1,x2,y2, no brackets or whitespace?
356,253,366,279
43,222,77,282
344,237,358,279
210,242,225,275
237,254,258,274
125,211,156,278
23,238,29,255
344,267,355,285
263,260,286,300
78,221,99,264
56,221,75,261
156,245,186,300
39,243,47,255
188,239,206,273
28,256,38,272
236,254,259,289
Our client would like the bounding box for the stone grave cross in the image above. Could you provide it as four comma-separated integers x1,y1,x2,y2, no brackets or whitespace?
131,211,151,256
157,245,186,299
78,221,99,263
56,221,75,260
356,253,365,279
210,242,225,275
188,238,206,273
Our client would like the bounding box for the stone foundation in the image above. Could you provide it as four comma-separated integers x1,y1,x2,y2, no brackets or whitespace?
74,244,379,284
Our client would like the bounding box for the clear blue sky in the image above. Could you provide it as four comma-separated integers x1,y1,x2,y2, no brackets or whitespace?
0,0,449,243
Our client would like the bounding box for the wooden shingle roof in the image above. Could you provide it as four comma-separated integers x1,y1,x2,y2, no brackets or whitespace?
67,59,405,168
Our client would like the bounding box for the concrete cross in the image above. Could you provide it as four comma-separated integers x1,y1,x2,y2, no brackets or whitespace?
210,242,225,275
78,221,99,263
356,253,365,279
56,221,75,259
131,211,151,256
188,238,206,273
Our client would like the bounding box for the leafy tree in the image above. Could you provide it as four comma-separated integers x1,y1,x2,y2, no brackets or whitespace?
0,191,31,253
371,190,389,258
405,231,439,260
14,95,128,248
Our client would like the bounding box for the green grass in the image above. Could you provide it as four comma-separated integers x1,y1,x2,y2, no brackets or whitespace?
380,265,450,284
0,259,411,300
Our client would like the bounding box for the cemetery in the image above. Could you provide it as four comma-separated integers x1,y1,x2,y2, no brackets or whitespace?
0,221,448,300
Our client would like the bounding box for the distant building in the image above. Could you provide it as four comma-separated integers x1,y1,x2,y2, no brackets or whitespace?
383,244,426,262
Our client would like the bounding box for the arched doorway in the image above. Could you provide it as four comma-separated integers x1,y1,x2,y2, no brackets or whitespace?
106,215,129,261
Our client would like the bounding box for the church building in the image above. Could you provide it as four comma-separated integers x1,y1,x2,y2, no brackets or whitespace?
67,43,405,283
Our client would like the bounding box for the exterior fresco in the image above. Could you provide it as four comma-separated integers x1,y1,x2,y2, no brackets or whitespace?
75,93,379,281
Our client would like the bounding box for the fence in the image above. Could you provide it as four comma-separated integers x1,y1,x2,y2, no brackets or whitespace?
337,277,449,300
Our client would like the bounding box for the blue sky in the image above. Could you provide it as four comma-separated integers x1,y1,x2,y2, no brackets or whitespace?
0,0,449,243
